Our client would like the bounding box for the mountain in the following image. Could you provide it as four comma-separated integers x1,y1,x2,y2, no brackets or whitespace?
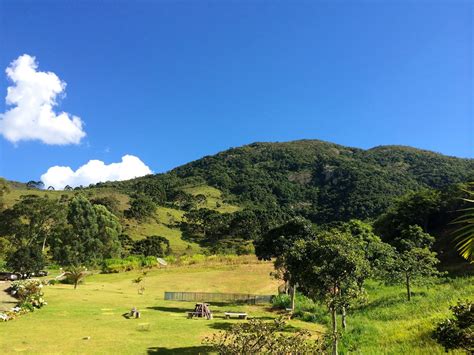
109,139,474,223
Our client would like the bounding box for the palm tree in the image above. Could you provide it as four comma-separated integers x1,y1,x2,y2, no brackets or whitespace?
64,266,89,289
453,184,474,263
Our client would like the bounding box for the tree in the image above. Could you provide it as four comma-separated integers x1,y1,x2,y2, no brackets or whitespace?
286,230,371,355
132,236,170,257
90,195,122,217
432,300,473,353
254,217,315,311
452,184,474,263
53,195,121,266
126,194,156,220
26,180,44,190
118,234,135,257
382,225,442,301
7,246,46,274
0,177,10,211
132,270,148,295
64,266,89,289
0,194,64,251
374,189,441,242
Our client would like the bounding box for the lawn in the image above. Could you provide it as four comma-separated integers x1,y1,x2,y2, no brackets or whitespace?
0,259,322,354
1,257,473,354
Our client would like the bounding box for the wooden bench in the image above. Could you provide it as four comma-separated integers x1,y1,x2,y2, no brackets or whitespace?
224,312,247,319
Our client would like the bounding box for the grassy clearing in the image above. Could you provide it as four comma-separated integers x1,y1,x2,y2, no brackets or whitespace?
2,188,72,208
182,185,240,213
339,278,474,354
123,206,199,255
0,260,322,354
283,277,474,354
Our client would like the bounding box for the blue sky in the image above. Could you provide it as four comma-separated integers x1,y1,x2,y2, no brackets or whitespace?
0,0,472,186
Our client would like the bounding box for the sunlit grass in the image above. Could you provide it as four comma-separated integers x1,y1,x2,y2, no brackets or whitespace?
0,260,325,354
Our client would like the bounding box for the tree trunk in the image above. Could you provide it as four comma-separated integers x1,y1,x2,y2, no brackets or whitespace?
331,304,338,355
290,284,297,312
74,280,78,290
341,305,347,330
405,273,411,301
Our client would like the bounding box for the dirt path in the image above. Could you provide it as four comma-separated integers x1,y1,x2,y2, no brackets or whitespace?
0,281,17,311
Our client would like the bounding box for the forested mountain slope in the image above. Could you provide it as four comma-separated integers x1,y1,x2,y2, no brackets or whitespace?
115,140,474,223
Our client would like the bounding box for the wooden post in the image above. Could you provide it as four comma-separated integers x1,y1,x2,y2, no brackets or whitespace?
290,283,297,312
331,304,338,355
406,274,411,301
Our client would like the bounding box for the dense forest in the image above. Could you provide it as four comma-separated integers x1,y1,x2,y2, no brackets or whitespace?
105,140,474,222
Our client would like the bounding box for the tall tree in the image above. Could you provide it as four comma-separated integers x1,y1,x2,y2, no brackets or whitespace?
254,217,315,311
0,194,64,251
286,230,371,355
53,195,121,265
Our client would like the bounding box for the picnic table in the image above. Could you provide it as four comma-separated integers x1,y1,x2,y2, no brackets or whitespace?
187,303,212,319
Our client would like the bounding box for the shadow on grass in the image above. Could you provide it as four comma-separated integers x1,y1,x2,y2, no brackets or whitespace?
146,306,190,313
354,295,405,312
207,318,301,332
147,345,212,354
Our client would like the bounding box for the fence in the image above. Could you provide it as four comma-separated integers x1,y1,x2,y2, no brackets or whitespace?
164,291,274,304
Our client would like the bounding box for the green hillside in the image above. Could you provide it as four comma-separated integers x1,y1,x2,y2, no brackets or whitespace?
108,140,474,223
4,139,474,256
1,183,239,255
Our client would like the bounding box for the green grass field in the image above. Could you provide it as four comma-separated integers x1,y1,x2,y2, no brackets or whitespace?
0,259,323,354
1,257,472,354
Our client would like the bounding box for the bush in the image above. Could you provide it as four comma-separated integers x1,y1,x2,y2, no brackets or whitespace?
9,279,47,309
132,236,170,257
432,300,473,353
7,246,46,274
203,317,322,353
271,294,291,309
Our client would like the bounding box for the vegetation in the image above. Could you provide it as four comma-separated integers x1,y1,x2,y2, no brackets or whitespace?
381,225,443,301
131,235,170,257
432,299,473,353
452,184,474,263
0,259,472,353
63,266,89,289
203,317,322,353
286,230,371,354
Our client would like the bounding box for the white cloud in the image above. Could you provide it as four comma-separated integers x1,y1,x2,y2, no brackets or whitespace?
41,155,153,189
0,54,86,145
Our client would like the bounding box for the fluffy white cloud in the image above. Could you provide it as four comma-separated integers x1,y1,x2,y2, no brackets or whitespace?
41,155,153,189
0,54,86,144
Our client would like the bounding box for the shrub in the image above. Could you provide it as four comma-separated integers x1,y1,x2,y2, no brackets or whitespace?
7,246,46,274
203,317,322,353
10,279,47,309
271,294,291,309
432,300,473,353
132,236,170,257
